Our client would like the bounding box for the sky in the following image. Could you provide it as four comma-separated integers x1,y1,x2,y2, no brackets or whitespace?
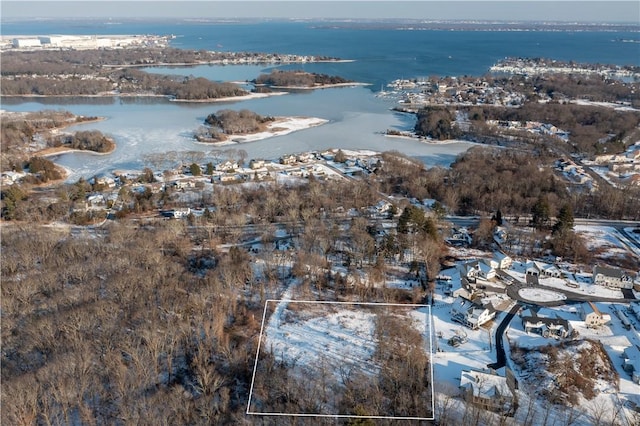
1,1,639,23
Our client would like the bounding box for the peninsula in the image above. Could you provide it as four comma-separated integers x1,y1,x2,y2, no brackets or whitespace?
0,45,348,101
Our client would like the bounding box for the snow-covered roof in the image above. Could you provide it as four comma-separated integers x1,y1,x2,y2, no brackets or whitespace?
594,265,629,279
460,370,512,399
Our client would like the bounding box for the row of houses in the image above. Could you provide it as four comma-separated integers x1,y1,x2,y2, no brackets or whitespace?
487,120,569,142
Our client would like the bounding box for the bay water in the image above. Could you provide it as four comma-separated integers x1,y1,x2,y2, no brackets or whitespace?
2,20,638,181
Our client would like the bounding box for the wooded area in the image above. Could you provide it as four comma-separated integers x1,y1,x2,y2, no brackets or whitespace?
253,70,353,87
2,167,445,424
197,109,275,141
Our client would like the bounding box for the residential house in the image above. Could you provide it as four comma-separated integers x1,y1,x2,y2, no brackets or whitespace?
456,259,497,282
280,154,297,165
525,261,561,278
297,152,315,163
520,307,573,339
477,261,496,280
592,265,633,290
161,208,191,219
220,174,240,183
249,159,266,169
622,346,640,384
216,161,238,172
173,179,196,190
493,251,513,270
1,171,26,186
86,194,105,206
90,173,116,189
580,302,611,328
447,227,472,246
459,370,517,415
450,296,496,329
438,268,472,299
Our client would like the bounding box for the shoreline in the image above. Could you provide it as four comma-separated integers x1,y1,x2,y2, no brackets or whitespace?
195,116,328,145
2,91,289,103
35,143,116,158
262,82,371,91
384,133,480,145
169,91,288,103
104,58,356,69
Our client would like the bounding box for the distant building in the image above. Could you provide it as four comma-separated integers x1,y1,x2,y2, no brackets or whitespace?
162,208,191,219
280,154,297,165
249,159,266,169
12,38,41,48
592,265,633,289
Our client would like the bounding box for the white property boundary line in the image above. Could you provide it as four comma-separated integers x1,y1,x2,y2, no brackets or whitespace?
247,299,435,421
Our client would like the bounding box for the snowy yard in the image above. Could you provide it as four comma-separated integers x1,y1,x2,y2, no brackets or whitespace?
248,300,434,419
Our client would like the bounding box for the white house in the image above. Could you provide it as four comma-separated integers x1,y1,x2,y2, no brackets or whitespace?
450,296,496,329
456,259,497,282
580,302,610,328
493,251,513,270
477,261,496,280
216,161,239,172
438,268,471,299
592,265,633,289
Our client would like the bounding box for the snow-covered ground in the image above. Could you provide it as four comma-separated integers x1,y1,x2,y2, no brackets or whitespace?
506,302,640,425
571,99,640,112
430,292,497,385
576,224,640,260
518,287,566,303
228,116,328,143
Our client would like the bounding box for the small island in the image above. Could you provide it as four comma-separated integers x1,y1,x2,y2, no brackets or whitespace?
252,70,366,90
195,109,327,144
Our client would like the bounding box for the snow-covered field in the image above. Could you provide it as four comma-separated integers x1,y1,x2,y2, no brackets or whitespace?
576,225,640,261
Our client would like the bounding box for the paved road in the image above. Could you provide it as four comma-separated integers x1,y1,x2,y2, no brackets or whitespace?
505,280,636,306
487,303,521,371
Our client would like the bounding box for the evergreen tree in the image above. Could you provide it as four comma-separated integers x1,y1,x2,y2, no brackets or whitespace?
553,203,574,235
531,196,550,230
190,163,202,176
491,209,503,226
